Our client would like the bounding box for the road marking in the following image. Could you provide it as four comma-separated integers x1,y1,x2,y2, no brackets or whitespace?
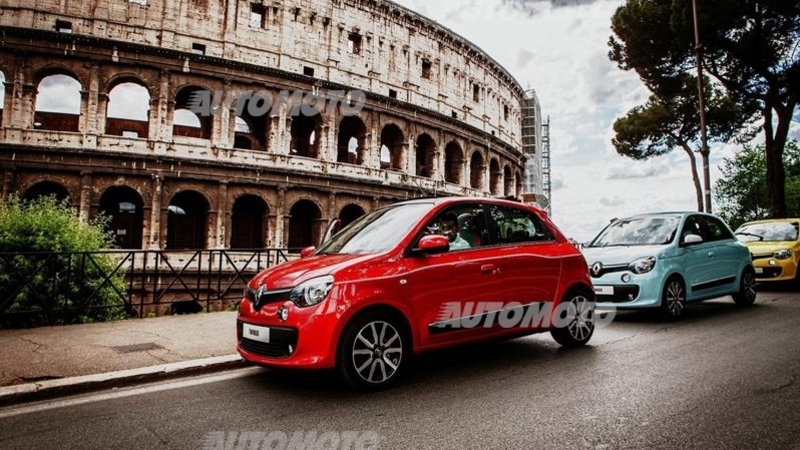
0,367,263,419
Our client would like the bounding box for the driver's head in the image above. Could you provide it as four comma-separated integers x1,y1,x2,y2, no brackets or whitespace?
440,212,459,242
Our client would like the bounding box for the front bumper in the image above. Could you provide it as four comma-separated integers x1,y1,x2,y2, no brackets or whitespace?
590,269,664,309
751,257,797,282
236,297,339,369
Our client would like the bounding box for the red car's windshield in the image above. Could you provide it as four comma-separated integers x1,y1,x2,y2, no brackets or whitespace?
316,202,435,255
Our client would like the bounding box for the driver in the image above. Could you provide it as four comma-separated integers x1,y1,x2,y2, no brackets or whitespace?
439,212,471,250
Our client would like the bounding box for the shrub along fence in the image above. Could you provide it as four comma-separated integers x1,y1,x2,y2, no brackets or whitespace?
0,249,292,329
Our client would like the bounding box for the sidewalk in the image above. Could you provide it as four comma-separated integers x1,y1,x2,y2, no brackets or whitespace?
0,311,248,404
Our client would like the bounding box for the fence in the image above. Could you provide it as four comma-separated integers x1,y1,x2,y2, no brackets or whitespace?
0,249,293,328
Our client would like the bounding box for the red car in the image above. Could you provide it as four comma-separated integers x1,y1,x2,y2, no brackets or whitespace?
236,196,596,390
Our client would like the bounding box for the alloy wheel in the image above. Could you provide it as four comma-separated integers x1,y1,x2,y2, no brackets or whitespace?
665,280,686,317
350,320,404,385
565,295,594,342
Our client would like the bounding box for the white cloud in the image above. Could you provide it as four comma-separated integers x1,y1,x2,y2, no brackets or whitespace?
35,75,82,113
606,161,670,180
599,195,625,206
107,83,151,121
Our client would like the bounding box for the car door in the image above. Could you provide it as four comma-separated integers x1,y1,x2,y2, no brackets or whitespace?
696,214,742,292
481,203,562,332
400,203,506,348
678,214,719,299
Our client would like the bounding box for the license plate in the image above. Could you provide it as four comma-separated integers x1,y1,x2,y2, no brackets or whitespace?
242,323,270,343
754,267,764,274
594,286,614,295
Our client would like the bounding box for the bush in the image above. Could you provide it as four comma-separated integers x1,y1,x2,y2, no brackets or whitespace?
0,195,129,327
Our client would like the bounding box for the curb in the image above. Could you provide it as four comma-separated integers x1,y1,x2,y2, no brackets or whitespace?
0,354,250,406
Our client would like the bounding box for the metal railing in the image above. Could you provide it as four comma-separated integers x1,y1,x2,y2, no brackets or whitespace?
0,248,293,328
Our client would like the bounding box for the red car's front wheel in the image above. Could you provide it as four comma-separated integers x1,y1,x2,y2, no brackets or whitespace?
337,310,409,391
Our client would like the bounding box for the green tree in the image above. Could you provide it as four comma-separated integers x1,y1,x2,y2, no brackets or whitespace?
609,0,800,217
0,195,128,328
714,141,800,230
612,73,752,211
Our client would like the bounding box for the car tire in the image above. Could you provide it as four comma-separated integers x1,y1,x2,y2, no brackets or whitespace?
549,288,595,348
732,266,757,306
337,310,409,391
660,276,686,319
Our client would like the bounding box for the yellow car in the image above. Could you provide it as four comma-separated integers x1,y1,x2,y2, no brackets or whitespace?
734,219,800,283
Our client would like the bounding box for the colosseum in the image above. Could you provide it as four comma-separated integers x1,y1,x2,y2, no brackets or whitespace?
0,0,547,252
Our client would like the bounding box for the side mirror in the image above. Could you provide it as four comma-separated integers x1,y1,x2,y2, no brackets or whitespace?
300,246,316,258
411,235,450,256
682,233,704,245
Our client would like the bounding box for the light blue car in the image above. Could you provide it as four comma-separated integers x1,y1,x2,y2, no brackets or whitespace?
581,211,757,319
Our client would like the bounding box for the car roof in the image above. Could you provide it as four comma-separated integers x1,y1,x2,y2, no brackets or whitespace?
616,211,726,219
391,195,543,211
739,218,800,225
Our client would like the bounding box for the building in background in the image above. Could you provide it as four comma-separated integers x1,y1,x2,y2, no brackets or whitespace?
0,0,545,250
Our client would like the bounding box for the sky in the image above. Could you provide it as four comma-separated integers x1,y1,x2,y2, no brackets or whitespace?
18,0,800,243
391,0,800,242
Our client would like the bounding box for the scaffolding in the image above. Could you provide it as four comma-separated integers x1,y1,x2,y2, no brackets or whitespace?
521,89,551,214
541,116,551,215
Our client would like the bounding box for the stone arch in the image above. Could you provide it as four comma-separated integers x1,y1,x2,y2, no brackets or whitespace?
414,133,436,178
337,115,368,165
504,165,514,197
99,185,145,249
106,76,151,138
22,180,71,204
380,123,405,170
166,190,210,250
290,111,323,158
234,93,270,151
287,199,323,249
105,72,154,96
33,69,83,132
444,141,464,185
469,150,485,190
339,203,366,229
230,194,269,249
173,85,212,139
489,158,502,195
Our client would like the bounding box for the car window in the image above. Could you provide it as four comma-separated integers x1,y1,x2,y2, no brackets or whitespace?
701,216,734,242
486,204,554,245
589,214,680,247
736,221,800,242
416,203,487,251
316,202,434,255
680,215,704,242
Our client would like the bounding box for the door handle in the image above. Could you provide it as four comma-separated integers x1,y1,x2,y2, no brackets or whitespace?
481,264,497,274
708,251,715,257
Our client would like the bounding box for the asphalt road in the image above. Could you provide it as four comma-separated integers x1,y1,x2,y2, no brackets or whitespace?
1,289,798,450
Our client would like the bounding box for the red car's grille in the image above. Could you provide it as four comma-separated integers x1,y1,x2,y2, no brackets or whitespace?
237,320,299,359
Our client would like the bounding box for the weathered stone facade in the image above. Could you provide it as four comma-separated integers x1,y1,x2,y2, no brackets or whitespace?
0,0,540,251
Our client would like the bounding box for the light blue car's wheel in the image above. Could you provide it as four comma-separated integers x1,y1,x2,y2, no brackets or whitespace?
732,267,757,306
660,277,686,319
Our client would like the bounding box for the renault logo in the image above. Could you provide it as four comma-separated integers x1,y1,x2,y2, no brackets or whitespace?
254,284,267,308
591,262,603,277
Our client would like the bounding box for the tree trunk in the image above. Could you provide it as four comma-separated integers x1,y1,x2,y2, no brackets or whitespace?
680,143,704,211
764,103,793,218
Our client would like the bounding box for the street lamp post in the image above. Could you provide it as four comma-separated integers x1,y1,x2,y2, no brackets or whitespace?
692,0,712,213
